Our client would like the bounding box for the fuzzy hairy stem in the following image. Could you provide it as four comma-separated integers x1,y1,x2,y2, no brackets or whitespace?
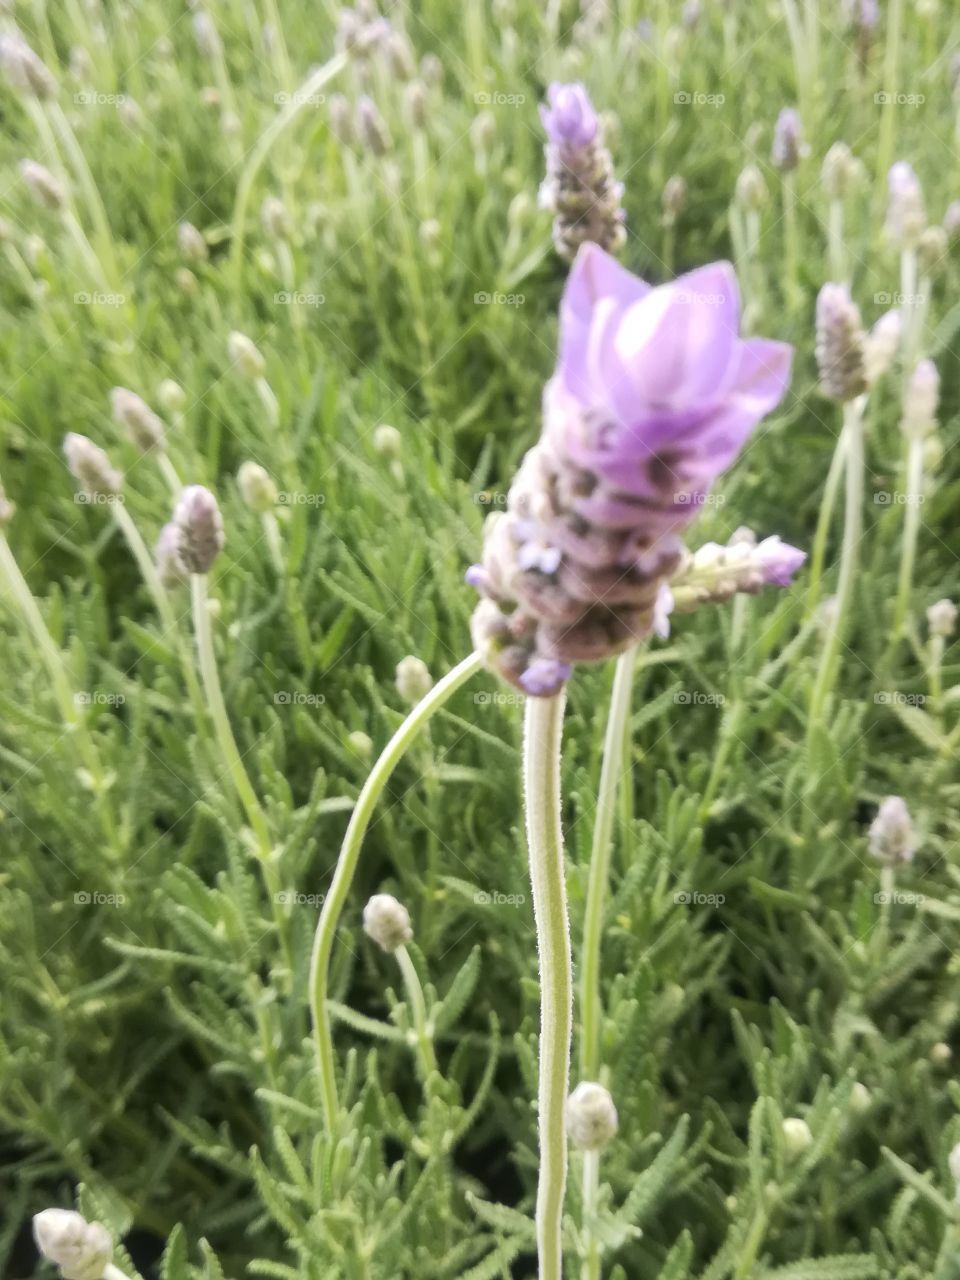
580,647,635,1081
309,651,484,1129
395,943,437,1079
524,691,571,1280
581,1147,601,1280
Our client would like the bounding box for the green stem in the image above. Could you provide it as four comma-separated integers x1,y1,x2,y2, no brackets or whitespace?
190,573,292,979
157,452,182,498
892,433,925,639
806,421,849,617
783,172,799,303
229,52,347,291
808,396,865,744
875,0,904,187
580,648,635,1082
395,943,437,1078
309,651,484,1129
827,197,846,284
524,691,571,1280
581,1148,601,1280
46,101,120,288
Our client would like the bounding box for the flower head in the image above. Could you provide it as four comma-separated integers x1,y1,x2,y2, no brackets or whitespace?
927,598,957,638
20,160,65,211
868,796,916,865
469,244,793,693
63,433,122,498
171,485,224,574
815,284,867,402
902,359,939,437
771,108,804,172
110,387,166,452
539,82,599,149
33,1208,112,1280
886,161,926,248
363,893,412,952
565,1082,619,1150
539,83,624,260
0,33,56,98
395,655,432,703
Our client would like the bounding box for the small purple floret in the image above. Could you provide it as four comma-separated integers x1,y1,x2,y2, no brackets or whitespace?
539,81,598,149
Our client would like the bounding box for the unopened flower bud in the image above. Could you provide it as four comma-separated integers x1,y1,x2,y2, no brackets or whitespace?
821,141,860,199
177,220,208,263
386,30,415,79
868,795,915,865
782,1117,813,1156
356,94,390,154
902,358,939,437
815,283,867,401
771,107,804,172
328,92,354,145
395,655,432,703
0,33,56,98
110,387,165,452
171,484,224,574
348,729,373,759
175,267,198,294
156,379,186,415
20,160,65,211
362,893,412,952
864,309,901,384
849,1082,871,1114
918,224,948,277
661,174,687,223
565,1082,619,1150
155,521,188,587
735,163,767,211
420,52,443,87
931,1041,953,1066
373,423,402,459
237,460,277,513
63,433,122,498
508,191,534,231
419,218,441,246
404,79,427,128
260,195,290,240
193,11,222,58
886,161,926,248
33,1208,112,1280
927,598,957,638
227,330,266,379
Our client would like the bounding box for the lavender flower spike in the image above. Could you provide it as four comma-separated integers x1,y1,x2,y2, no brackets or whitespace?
171,484,224,574
670,530,806,610
469,243,793,695
886,161,926,248
538,82,625,261
815,284,867,402
771,108,804,172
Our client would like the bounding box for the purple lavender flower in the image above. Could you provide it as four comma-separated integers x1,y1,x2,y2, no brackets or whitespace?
815,284,867,401
171,484,224,574
469,244,794,694
771,108,803,172
539,82,599,150
886,161,926,247
538,83,624,260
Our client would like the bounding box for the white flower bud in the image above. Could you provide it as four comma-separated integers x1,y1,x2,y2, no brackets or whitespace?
237,460,277,513
868,796,915,865
782,1117,813,1156
260,195,290,241
0,33,56,98
849,1082,871,1114
193,11,222,58
63,433,122,498
565,1082,619,1150
735,164,767,211
228,331,266,379
902,359,939,437
348,729,373,759
20,160,66,211
156,379,186,415
33,1208,112,1280
395,655,432,703
372,423,402,459
821,142,862,199
362,893,412,952
927,599,957,638
110,387,165,452
177,220,208,263
931,1041,953,1065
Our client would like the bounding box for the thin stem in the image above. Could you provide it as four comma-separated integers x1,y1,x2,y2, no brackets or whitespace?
808,396,865,743
827,197,846,284
580,648,635,1082
892,433,925,638
395,943,437,1078
875,0,904,187
524,691,571,1280
156,452,182,498
229,52,347,290
581,1148,601,1280
0,533,119,852
783,172,800,304
46,101,120,287
309,651,484,1129
806,421,849,616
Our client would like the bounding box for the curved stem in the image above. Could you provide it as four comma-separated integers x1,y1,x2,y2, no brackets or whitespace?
395,943,437,1078
524,691,571,1280
229,52,347,291
808,396,865,744
580,648,635,1082
157,452,182,499
805,423,849,617
892,433,925,638
309,651,484,1129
